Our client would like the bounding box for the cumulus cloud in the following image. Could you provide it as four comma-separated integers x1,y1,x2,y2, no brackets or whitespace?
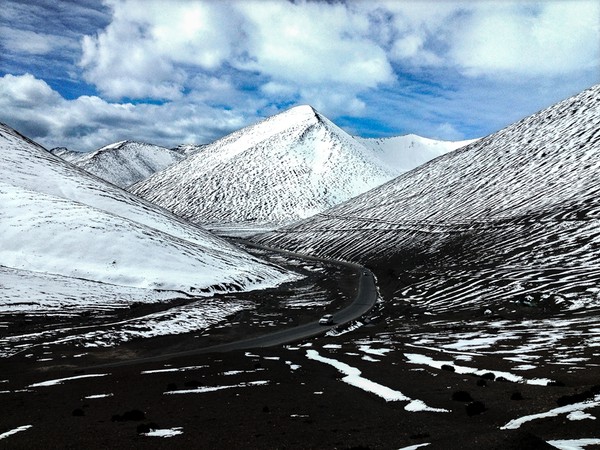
79,0,245,99
1,1,598,149
0,73,254,151
78,0,395,113
236,1,394,88
447,1,600,77
0,27,74,55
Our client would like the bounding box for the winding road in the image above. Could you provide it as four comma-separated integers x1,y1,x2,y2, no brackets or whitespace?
91,245,378,368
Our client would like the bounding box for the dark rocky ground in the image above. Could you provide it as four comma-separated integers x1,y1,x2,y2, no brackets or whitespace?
1,246,600,449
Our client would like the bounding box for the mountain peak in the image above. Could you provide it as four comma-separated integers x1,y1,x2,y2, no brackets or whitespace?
286,104,317,116
130,105,394,228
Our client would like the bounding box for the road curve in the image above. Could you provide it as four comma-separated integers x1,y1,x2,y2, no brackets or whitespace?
89,244,378,368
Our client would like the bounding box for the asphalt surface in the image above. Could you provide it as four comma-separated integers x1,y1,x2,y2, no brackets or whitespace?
89,245,378,368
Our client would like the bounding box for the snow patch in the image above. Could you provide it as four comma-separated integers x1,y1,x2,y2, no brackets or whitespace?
306,350,447,412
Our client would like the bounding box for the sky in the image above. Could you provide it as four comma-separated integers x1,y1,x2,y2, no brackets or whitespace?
0,0,598,152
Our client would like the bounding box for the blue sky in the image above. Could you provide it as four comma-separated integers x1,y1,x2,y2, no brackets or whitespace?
0,0,598,151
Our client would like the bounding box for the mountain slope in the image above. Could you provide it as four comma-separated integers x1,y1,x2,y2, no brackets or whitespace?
255,84,600,311
356,134,476,174
0,123,297,314
130,106,398,228
51,141,185,188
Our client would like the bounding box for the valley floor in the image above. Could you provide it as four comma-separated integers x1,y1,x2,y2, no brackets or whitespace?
1,245,599,449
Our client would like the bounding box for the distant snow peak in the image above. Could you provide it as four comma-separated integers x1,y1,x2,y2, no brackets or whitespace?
51,140,187,188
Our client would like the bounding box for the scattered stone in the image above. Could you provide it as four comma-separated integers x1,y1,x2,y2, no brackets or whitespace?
511,392,524,401
409,432,430,440
465,401,486,416
137,423,160,434
557,389,597,407
112,410,145,422
452,391,473,402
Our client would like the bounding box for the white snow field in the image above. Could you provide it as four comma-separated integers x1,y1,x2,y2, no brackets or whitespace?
130,105,469,230
50,141,186,188
356,134,475,174
0,123,298,317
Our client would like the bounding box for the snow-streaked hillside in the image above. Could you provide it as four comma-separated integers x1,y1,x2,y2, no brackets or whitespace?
0,123,298,314
130,106,397,229
171,143,206,156
255,85,600,312
49,146,81,163
51,141,185,188
357,134,476,174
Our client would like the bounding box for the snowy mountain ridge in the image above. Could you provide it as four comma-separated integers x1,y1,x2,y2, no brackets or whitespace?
357,134,477,174
0,122,298,315
130,105,470,230
50,140,186,188
255,84,600,312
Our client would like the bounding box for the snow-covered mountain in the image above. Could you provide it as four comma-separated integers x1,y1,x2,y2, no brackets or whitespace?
130,105,398,229
255,84,600,312
0,123,297,314
49,146,81,162
356,134,476,174
170,143,206,156
50,141,185,188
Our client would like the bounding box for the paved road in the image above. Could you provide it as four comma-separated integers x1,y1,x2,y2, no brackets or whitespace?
90,245,378,368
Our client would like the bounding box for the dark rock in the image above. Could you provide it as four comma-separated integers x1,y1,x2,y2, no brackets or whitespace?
481,372,495,380
547,380,565,387
409,432,430,440
465,401,486,416
452,391,473,402
441,364,455,372
501,431,557,449
72,408,84,417
476,379,487,387
184,380,202,388
557,390,595,407
511,392,524,400
112,409,146,422
167,383,177,391
137,422,160,434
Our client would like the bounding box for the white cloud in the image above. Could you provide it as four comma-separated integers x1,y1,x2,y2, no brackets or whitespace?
448,1,600,77
0,27,75,55
0,73,254,151
1,1,598,150
0,73,62,106
79,0,245,99
235,1,394,88
378,1,600,77
78,0,395,113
